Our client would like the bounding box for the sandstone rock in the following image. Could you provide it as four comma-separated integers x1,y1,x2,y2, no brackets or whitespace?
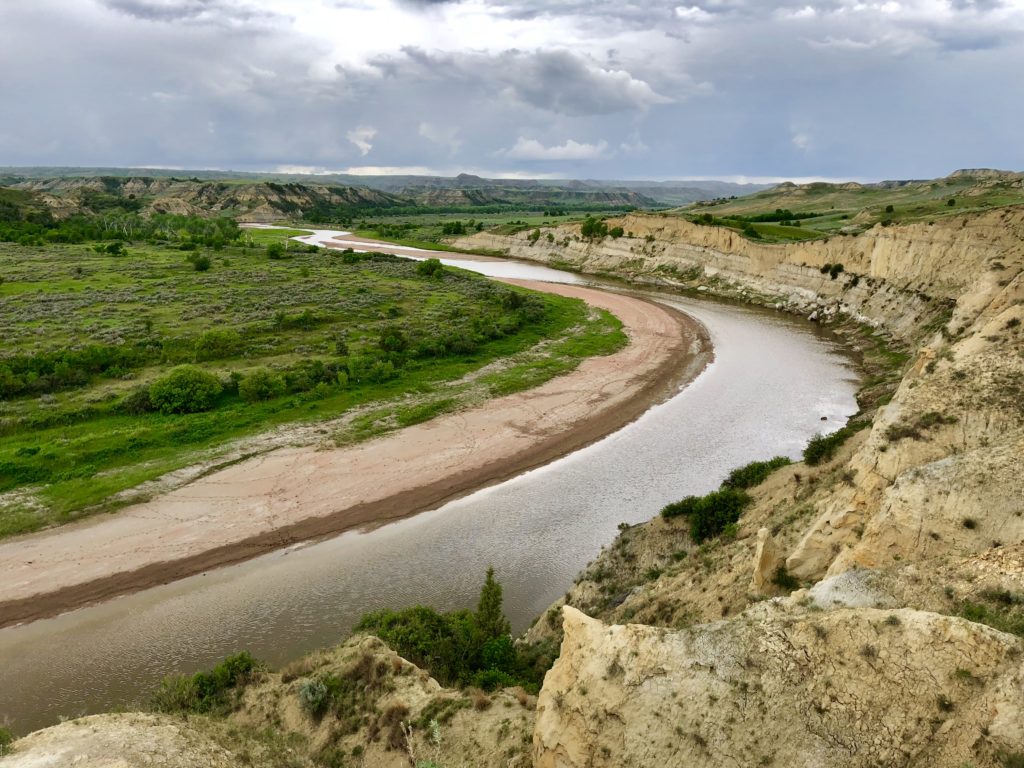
750,527,782,593
534,606,1024,768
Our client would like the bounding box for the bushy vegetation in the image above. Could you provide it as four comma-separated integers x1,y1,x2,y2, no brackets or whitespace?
0,726,13,756
684,171,1024,243
355,568,554,693
0,226,621,535
958,589,1024,638
148,366,223,414
803,420,870,466
660,454,800,542
661,487,752,543
238,368,286,403
580,216,609,239
151,651,261,714
722,456,790,489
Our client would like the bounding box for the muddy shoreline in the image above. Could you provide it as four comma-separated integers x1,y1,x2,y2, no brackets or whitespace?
0,282,710,629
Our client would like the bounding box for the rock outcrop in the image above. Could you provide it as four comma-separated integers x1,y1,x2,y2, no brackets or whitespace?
534,605,1024,768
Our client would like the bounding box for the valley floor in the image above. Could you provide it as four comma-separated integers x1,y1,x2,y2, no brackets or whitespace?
0,281,709,628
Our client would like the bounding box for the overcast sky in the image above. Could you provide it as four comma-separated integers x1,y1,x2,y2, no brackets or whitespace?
1,0,1022,181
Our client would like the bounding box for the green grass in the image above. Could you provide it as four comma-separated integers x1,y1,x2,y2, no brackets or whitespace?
682,171,1024,242
239,227,311,247
0,237,624,537
347,210,599,246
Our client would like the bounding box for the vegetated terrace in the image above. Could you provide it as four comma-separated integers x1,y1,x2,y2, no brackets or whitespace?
680,170,1024,243
0,221,624,537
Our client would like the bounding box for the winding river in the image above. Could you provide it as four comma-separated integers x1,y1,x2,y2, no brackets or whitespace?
0,230,859,733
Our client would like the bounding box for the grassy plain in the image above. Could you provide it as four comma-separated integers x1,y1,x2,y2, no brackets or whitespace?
0,234,624,537
682,172,1024,242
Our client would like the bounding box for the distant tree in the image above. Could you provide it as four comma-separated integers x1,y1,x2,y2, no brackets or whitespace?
149,366,222,414
416,258,444,277
885,204,895,213
476,566,511,641
609,226,625,239
947,198,956,207
238,368,286,403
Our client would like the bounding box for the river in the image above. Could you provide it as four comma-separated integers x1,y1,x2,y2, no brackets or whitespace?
0,230,859,733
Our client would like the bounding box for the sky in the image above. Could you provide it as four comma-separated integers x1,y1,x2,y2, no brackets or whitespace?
1,0,1022,181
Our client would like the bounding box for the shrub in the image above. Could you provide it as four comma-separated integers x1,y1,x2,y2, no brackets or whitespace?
722,456,790,489
416,258,444,277
267,242,286,259
149,365,223,414
238,368,286,402
0,727,13,756
298,678,329,718
192,254,212,271
151,651,260,714
580,216,609,239
609,226,625,239
803,420,870,466
120,385,156,415
829,263,844,279
194,328,242,362
771,565,799,591
356,569,550,693
661,487,752,543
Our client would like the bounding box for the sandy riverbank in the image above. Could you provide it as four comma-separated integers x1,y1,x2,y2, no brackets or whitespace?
0,281,710,628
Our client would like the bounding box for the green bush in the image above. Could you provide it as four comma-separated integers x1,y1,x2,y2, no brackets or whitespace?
722,456,790,489
298,678,329,718
661,487,752,543
0,726,13,756
238,368,286,402
803,420,870,466
192,254,212,271
266,242,286,259
771,565,799,591
119,385,156,415
148,365,223,414
416,258,444,277
151,651,260,714
580,216,608,239
355,568,550,693
194,328,242,362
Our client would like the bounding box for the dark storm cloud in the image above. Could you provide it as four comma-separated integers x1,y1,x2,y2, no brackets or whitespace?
354,48,670,115
0,0,1022,179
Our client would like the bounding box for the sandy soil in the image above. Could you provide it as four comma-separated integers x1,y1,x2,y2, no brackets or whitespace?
0,282,710,628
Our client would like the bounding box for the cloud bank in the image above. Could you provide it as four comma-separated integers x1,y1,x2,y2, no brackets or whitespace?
0,0,1021,179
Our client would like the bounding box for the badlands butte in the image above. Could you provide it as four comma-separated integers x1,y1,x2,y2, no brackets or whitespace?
3,175,1024,767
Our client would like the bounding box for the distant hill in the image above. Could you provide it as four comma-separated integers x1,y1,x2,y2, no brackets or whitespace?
0,167,769,209
681,168,1024,242
7,176,404,223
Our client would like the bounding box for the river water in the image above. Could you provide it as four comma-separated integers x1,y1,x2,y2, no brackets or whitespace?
0,233,859,733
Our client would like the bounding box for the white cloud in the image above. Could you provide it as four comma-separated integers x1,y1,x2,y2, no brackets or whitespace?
418,122,462,154
346,126,377,156
503,137,610,160
675,6,713,22
791,132,811,150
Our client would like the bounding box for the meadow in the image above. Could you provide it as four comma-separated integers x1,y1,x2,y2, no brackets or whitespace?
0,232,624,536
682,172,1024,242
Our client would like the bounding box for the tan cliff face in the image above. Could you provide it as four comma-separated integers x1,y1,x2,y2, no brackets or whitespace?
534,605,1024,768
460,207,1024,343
463,208,1024,585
